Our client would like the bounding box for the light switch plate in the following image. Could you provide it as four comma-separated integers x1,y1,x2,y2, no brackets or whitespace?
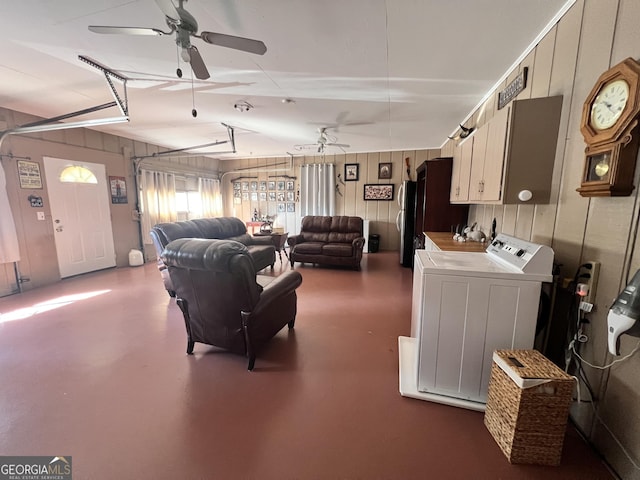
37,211,45,221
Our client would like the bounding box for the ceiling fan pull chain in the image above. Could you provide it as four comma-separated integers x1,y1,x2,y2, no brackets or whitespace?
175,45,183,78
191,71,197,118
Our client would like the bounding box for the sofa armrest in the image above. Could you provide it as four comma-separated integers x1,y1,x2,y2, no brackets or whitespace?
249,235,274,246
353,236,366,250
251,270,303,315
287,234,304,247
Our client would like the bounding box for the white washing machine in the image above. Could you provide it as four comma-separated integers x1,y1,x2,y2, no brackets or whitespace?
399,233,554,411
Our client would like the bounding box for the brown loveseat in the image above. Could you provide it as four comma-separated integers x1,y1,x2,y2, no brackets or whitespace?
162,238,302,370
150,217,276,297
288,216,365,269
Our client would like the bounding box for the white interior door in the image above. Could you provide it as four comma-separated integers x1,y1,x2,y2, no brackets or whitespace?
44,157,116,278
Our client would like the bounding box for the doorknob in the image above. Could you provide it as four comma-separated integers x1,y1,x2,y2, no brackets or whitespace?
54,219,60,223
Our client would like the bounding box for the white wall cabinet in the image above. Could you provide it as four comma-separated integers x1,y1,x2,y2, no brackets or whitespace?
450,137,473,203
462,96,562,204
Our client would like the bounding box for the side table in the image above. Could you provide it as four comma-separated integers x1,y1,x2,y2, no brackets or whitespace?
246,221,265,235
255,232,289,263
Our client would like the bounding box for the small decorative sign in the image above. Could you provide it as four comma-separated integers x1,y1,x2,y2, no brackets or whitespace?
109,176,127,204
28,194,43,207
17,160,43,189
498,67,528,110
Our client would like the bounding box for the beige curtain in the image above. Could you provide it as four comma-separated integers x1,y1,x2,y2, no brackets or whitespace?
300,163,336,216
198,177,223,217
140,169,177,244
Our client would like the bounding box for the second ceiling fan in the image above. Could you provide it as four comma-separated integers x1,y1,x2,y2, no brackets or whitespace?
89,0,267,80
295,127,350,153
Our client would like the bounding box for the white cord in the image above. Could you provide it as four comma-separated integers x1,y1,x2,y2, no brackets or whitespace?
570,375,581,404
572,340,640,370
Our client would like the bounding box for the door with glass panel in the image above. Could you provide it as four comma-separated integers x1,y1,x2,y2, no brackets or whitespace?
44,157,116,278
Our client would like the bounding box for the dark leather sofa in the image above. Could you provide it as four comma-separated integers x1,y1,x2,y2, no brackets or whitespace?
288,216,365,269
150,217,276,297
162,238,302,370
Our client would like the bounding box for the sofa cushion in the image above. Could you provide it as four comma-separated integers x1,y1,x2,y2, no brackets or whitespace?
328,231,360,243
190,218,224,238
294,242,324,255
322,243,354,257
330,216,363,234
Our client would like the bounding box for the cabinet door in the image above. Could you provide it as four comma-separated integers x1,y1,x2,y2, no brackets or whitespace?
450,138,473,203
481,107,510,201
468,126,488,201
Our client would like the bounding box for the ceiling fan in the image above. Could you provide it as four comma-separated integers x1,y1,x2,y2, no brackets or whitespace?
294,127,350,153
88,0,267,81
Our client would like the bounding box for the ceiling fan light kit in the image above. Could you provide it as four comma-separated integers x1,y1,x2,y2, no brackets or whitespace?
234,101,253,112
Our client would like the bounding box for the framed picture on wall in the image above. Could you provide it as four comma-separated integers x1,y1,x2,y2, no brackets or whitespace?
268,181,276,190
378,162,392,179
364,184,394,201
345,163,359,181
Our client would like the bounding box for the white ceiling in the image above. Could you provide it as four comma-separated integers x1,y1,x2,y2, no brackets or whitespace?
0,0,573,160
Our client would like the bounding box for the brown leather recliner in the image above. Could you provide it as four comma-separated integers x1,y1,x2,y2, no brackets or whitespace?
162,238,303,370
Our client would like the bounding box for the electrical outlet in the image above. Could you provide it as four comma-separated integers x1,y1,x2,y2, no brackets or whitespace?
578,261,600,307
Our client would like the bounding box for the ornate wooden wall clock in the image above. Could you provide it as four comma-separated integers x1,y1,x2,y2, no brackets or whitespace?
578,57,640,196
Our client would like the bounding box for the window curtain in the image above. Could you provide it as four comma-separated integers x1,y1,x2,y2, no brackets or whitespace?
0,162,20,263
199,177,223,217
299,163,336,216
139,169,177,244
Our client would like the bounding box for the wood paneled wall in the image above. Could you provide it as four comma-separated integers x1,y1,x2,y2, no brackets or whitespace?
442,2,640,476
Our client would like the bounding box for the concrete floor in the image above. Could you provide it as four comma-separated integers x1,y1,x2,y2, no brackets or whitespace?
0,251,613,479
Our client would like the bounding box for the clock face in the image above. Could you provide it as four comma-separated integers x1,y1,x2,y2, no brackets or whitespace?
590,79,630,130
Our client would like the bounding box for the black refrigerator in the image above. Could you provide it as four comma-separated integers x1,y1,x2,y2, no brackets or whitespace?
396,180,417,267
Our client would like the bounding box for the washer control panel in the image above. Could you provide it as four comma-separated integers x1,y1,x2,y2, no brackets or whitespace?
486,233,554,275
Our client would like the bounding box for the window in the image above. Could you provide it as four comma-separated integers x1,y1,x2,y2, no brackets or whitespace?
175,176,203,220
59,165,97,184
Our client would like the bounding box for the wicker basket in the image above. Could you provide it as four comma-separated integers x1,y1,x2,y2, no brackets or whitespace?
484,349,574,466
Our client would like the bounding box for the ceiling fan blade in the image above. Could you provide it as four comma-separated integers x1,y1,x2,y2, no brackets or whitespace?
88,26,166,36
200,31,267,55
154,0,180,22
329,143,350,148
187,46,210,80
